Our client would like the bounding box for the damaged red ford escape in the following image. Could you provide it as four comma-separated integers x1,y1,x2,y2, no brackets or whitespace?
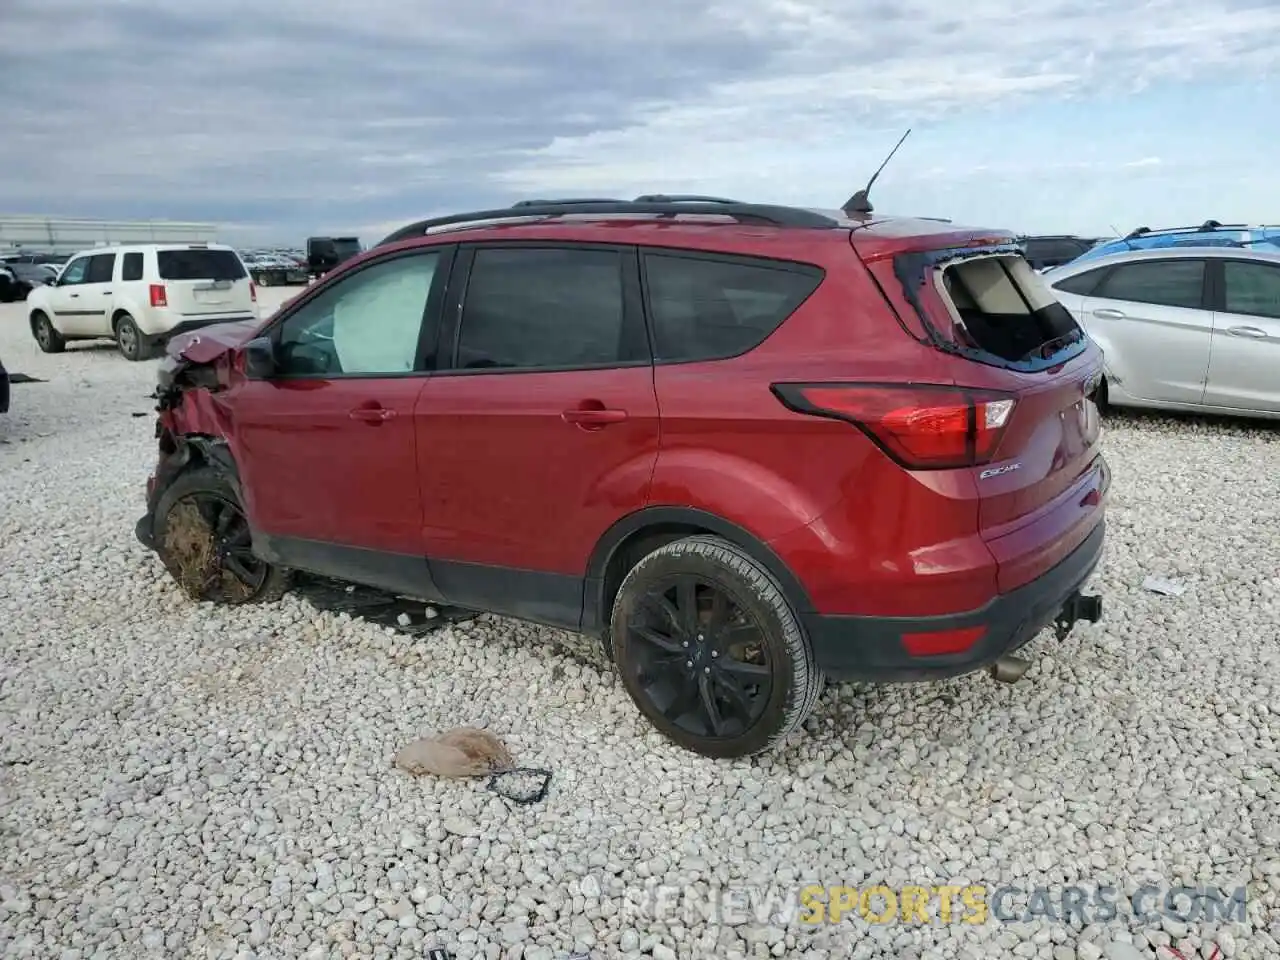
135,196,1107,758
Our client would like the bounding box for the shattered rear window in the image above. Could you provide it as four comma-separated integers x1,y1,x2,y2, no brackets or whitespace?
934,253,1082,363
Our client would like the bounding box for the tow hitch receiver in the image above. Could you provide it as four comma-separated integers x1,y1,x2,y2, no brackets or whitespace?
1054,592,1103,641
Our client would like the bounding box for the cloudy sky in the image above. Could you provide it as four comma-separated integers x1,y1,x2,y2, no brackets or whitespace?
2,0,1278,245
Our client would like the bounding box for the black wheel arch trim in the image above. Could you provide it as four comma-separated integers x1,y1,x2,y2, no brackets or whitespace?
583,506,815,633
138,434,242,546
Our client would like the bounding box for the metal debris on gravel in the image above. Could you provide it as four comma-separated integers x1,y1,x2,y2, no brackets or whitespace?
1,291,1278,959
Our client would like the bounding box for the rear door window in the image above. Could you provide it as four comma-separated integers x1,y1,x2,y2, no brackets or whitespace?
1095,259,1205,310
157,248,247,281
121,252,144,282
1222,260,1280,319
86,254,116,284
642,252,823,362
453,247,637,370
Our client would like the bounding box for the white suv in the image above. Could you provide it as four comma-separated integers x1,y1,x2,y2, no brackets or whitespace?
27,243,259,360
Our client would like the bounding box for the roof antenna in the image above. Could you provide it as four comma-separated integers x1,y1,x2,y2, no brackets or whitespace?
842,128,912,216
1109,224,1134,250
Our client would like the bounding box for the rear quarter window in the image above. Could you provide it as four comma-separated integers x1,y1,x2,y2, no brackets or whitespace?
642,252,823,362
122,252,144,282
1051,267,1110,296
157,249,247,281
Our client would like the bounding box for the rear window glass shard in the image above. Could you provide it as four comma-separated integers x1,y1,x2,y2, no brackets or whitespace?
899,249,1083,365
158,248,247,281
643,252,823,362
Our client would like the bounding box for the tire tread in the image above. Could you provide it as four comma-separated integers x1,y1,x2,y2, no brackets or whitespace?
611,534,824,757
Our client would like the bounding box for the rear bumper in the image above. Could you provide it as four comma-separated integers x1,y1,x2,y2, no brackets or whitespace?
144,314,258,342
802,520,1105,682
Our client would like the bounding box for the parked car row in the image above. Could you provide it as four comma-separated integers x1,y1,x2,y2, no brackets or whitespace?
0,260,59,301
1017,234,1110,272
241,250,309,287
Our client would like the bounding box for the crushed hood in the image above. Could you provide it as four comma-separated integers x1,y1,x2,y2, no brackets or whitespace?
166,319,263,365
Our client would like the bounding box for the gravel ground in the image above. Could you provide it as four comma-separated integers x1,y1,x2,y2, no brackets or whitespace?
1,290,1278,960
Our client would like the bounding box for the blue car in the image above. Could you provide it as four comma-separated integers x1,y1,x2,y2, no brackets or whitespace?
1065,221,1280,267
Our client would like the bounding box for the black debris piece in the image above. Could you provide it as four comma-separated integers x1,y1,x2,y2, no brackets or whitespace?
294,575,476,636
487,767,554,805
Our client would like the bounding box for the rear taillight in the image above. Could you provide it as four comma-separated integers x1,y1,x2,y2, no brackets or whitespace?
772,382,1016,470
149,284,167,307
249,280,257,302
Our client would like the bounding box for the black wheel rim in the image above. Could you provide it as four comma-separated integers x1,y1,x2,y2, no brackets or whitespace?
36,319,50,348
627,576,774,739
164,491,268,600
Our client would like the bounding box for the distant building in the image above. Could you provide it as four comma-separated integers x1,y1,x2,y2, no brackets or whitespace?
0,215,219,256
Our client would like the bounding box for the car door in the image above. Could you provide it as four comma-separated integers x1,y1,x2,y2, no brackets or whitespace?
1076,257,1211,405
226,246,454,599
78,253,117,336
44,255,94,334
1202,258,1280,413
414,242,660,629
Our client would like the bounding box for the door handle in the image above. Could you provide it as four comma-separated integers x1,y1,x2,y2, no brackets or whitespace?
562,406,628,429
1226,325,1267,339
349,406,396,423
69,293,80,298
101,290,111,294
1092,308,1125,319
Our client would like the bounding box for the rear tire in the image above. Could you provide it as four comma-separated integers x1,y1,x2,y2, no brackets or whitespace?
257,272,272,287
152,466,292,605
115,314,150,361
610,535,824,758
31,311,66,353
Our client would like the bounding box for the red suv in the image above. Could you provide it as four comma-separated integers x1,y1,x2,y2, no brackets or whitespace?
135,197,1108,758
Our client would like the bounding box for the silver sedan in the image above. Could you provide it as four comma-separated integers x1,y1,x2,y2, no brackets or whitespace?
1044,246,1280,418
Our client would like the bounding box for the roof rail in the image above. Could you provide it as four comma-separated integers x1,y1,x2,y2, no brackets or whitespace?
376,200,842,246
632,194,741,204
1123,220,1249,241
511,198,627,207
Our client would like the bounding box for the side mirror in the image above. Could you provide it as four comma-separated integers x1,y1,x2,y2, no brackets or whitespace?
243,336,277,379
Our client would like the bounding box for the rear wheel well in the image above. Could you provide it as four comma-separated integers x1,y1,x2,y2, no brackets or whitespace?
593,513,813,659
111,308,133,333
600,522,712,633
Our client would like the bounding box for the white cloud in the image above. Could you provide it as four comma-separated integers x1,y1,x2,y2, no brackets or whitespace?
0,0,1277,239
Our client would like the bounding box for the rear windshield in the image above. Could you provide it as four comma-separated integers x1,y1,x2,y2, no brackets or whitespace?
935,254,1082,363
157,248,247,281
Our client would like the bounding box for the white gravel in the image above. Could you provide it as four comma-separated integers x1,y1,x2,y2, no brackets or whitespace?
1,290,1278,959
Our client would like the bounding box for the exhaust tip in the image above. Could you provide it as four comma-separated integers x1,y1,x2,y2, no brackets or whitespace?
989,654,1031,684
